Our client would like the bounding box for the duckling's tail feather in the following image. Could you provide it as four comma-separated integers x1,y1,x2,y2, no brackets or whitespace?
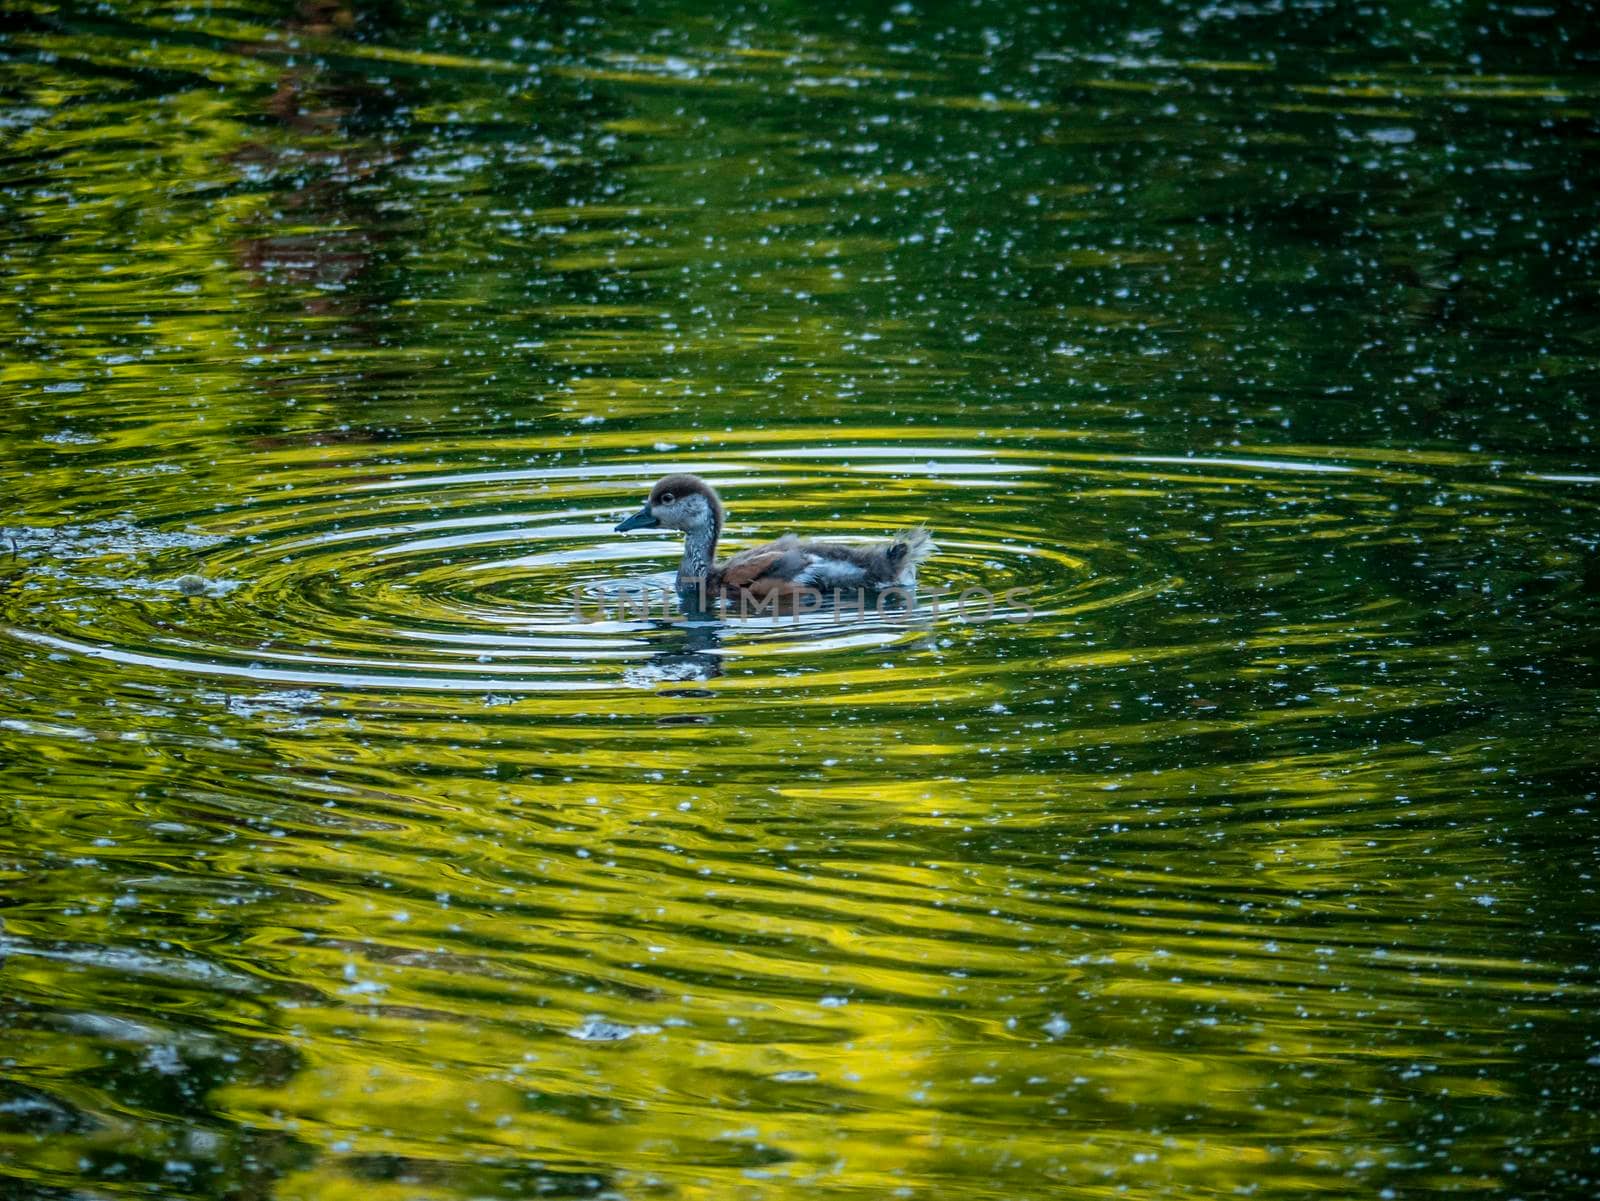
887,525,935,570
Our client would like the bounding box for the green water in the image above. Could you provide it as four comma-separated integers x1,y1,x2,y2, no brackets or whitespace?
3,2,1599,1198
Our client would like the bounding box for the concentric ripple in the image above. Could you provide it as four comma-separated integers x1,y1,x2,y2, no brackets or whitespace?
3,432,1187,702
7,430,1595,724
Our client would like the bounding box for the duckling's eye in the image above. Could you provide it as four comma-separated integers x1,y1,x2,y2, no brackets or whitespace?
660,492,675,504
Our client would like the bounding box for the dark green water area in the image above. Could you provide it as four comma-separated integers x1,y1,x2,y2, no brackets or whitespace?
2,1,1598,1198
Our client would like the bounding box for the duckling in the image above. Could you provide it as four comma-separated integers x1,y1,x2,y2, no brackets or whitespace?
614,473,933,605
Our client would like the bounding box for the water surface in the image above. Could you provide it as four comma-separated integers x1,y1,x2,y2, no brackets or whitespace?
3,2,1599,1199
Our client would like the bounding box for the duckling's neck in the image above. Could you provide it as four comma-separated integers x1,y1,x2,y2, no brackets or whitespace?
677,521,718,593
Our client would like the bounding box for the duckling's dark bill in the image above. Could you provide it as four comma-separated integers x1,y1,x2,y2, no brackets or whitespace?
615,506,660,532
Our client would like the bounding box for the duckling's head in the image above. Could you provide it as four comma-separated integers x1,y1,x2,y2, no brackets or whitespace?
615,473,724,539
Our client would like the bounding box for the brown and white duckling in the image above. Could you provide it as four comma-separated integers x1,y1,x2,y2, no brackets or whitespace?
614,473,933,603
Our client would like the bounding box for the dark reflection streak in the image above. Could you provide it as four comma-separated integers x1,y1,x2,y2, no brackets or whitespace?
228,0,402,392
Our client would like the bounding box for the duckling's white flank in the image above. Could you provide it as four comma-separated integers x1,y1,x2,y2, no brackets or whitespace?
614,473,934,602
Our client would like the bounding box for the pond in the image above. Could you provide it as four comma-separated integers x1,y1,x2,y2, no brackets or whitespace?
2,2,1598,1198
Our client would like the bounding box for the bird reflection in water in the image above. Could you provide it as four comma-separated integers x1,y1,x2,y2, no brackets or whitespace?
623,606,724,705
